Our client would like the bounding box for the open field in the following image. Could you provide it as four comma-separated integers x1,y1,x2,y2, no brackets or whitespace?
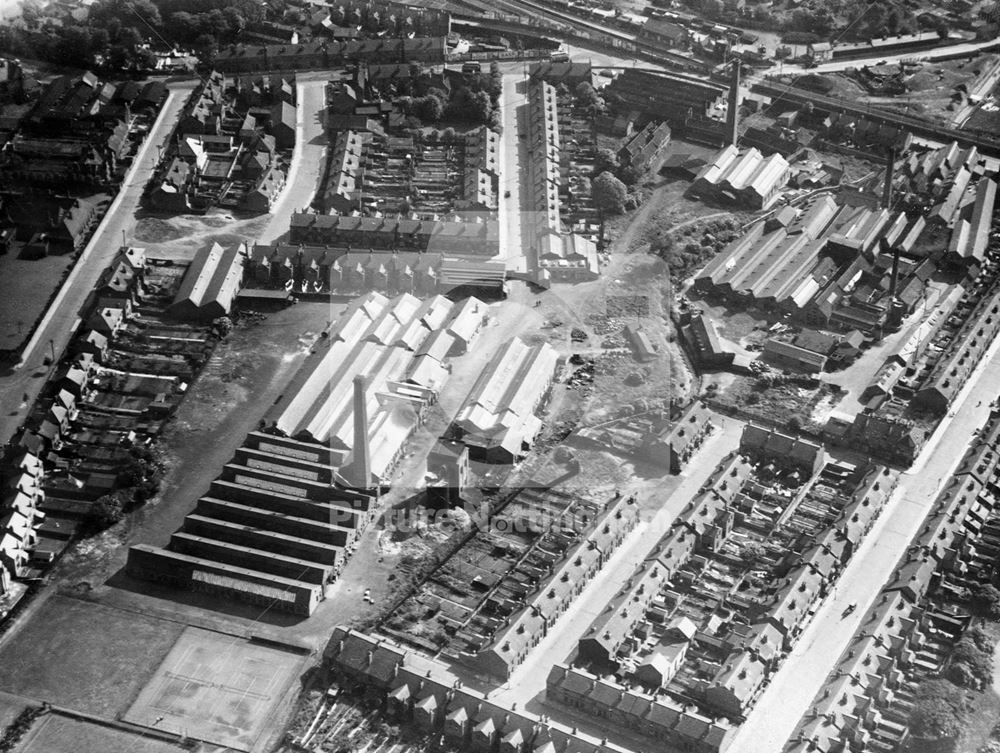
0,595,183,717
0,251,75,354
0,690,26,732
124,627,307,752
16,713,186,753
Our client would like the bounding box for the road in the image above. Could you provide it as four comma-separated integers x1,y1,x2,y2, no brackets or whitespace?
490,416,745,709
259,80,328,244
498,72,529,274
953,53,1000,127
729,314,1000,753
0,82,194,446
764,38,1000,76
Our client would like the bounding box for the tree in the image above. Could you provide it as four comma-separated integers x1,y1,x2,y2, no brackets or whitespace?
909,697,963,739
468,90,492,123
416,95,442,122
129,0,162,28
575,81,601,108
618,164,641,186
945,661,978,688
950,638,992,685
738,542,766,567
592,171,628,215
55,27,95,66
968,583,1000,620
89,491,130,530
595,147,619,175
964,625,994,653
193,33,219,66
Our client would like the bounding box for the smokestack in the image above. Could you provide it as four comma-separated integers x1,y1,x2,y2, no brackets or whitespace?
350,374,371,488
727,61,741,147
881,146,895,210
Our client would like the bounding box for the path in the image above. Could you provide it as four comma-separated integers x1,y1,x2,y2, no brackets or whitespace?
259,80,328,244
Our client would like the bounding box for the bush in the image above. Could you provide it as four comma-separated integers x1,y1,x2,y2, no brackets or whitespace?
945,661,978,688
969,583,1000,620
951,638,992,685
910,697,963,739
88,491,129,531
965,625,995,653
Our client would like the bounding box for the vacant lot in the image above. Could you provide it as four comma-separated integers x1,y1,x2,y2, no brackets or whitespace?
16,713,185,753
124,627,307,752
0,250,74,354
0,595,183,717
0,690,26,731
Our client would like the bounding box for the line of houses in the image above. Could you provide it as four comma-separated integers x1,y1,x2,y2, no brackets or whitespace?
786,409,1000,753
454,491,640,679
326,626,638,753
546,427,896,751
524,79,599,283
214,37,448,74
1,245,228,604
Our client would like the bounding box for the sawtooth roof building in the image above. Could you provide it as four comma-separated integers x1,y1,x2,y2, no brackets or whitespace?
691,145,791,209
269,291,485,484
692,192,933,333
452,337,560,463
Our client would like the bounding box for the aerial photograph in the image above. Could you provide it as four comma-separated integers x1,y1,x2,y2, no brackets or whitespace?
0,0,999,751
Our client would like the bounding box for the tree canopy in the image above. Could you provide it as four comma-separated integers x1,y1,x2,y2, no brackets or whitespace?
592,171,628,215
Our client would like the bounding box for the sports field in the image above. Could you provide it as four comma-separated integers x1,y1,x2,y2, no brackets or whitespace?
16,713,186,753
123,627,306,752
0,595,184,717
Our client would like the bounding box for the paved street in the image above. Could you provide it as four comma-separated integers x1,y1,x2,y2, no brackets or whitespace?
259,80,328,244
729,321,1000,753
499,72,529,274
0,83,194,446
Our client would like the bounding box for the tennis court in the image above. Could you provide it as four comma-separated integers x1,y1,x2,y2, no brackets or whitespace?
123,626,306,751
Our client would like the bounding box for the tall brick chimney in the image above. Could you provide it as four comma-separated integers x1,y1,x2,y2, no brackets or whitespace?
350,374,371,488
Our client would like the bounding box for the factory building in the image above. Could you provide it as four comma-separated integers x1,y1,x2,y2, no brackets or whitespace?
168,242,246,321
270,291,484,484
693,192,933,333
126,287,490,614
127,430,376,616
691,145,791,209
452,337,560,463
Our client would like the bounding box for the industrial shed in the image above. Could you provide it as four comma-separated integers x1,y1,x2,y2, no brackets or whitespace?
168,242,246,321
453,337,560,463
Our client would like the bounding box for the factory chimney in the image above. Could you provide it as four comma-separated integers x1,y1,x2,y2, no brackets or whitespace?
882,146,905,332
727,61,741,147
881,146,896,210
349,374,371,488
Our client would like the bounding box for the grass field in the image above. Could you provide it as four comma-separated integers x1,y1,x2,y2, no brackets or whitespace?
16,713,186,753
0,594,184,717
0,690,27,732
0,249,75,354
123,627,306,752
